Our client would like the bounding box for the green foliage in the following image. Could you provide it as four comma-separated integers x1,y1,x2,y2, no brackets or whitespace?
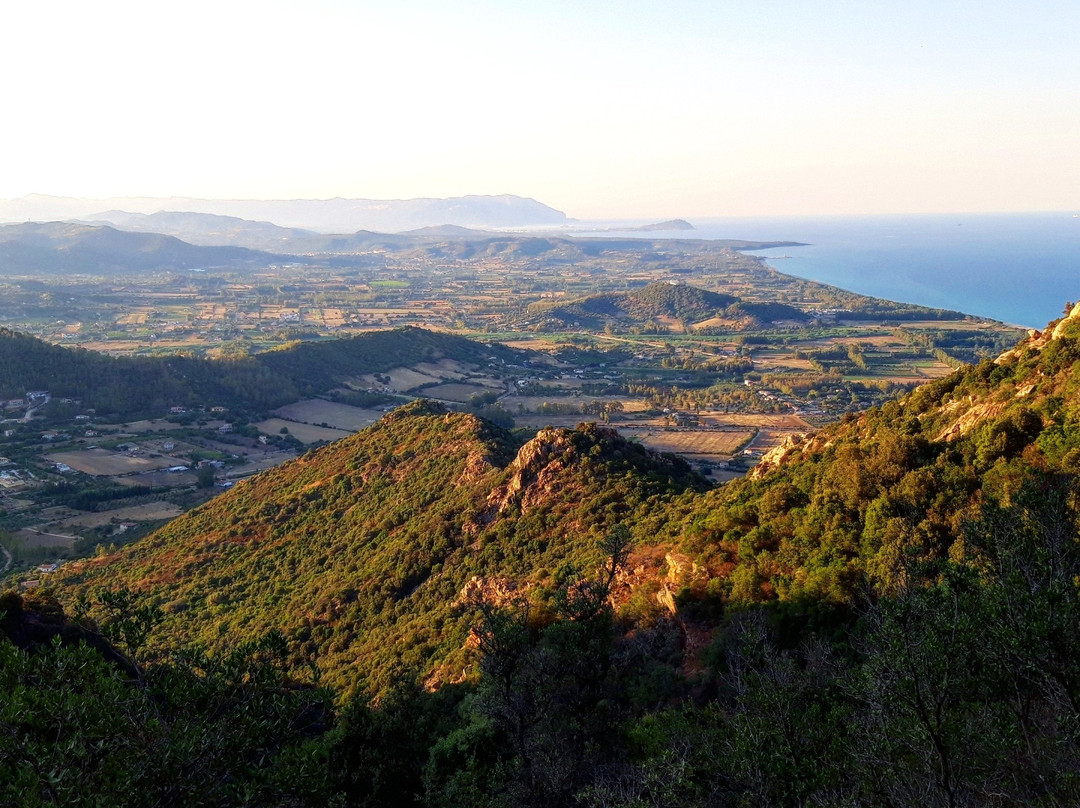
528,282,807,331
23,317,1080,806
0,600,332,808
51,409,703,694
0,325,523,419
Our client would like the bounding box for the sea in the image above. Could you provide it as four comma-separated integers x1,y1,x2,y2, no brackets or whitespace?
568,212,1080,329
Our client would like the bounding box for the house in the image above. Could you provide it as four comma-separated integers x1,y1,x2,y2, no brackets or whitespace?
218,424,233,433
36,562,59,574
162,442,176,451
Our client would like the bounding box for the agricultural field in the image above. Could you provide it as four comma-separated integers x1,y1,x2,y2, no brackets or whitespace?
0,228,1026,579
46,448,182,476
11,527,77,553
421,383,495,403
271,400,385,431
254,418,351,445
619,427,755,458
50,501,184,530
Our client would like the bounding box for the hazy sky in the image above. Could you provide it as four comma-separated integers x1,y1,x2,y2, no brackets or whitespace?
2,0,1077,218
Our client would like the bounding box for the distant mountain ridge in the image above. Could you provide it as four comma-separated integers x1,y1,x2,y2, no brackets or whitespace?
0,221,286,275
0,193,567,233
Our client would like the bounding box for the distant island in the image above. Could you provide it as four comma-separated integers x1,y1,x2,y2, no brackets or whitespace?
630,219,695,231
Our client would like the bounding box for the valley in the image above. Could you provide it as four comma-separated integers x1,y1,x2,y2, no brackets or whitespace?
0,222,1021,574
1,215,1077,807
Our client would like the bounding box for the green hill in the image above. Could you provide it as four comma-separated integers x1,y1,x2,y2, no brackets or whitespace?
528,281,807,329
0,326,526,418
45,301,1080,684
0,326,296,415
257,326,523,395
52,402,705,693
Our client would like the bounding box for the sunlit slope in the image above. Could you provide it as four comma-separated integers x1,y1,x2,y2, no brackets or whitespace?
668,303,1080,604
55,402,705,692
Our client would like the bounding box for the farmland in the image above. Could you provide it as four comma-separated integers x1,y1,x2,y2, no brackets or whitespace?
0,228,1024,577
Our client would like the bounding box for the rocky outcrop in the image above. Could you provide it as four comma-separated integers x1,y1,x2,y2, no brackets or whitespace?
997,301,1080,364
456,449,497,486
1052,301,1080,340
655,552,708,614
486,424,620,515
748,433,811,480
454,575,524,610
935,398,1010,442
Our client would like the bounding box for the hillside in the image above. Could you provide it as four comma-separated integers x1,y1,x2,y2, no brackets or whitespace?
527,281,807,329
11,302,1080,806
0,222,292,274
51,403,705,692
255,326,524,395
38,302,1080,661
44,300,1080,677
0,326,296,415
0,326,528,418
664,301,1080,605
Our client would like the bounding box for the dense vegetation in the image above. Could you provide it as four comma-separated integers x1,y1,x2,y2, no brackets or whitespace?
257,326,523,396
0,326,525,418
527,282,807,330
47,401,705,694
7,306,1080,805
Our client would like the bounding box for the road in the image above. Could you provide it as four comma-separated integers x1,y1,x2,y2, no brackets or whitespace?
0,542,11,574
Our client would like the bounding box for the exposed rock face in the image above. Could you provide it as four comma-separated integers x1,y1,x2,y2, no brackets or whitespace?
1052,301,1080,340
454,575,523,610
748,433,810,480
998,301,1080,364
456,449,496,486
656,552,709,614
487,425,620,515
935,398,1010,442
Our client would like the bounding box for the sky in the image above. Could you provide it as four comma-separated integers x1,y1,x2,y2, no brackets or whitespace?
2,0,1078,219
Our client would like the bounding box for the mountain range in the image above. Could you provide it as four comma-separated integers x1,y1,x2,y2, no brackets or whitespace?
0,193,568,233
45,302,1080,684
0,221,290,275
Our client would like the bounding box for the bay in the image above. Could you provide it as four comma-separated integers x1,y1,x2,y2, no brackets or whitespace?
570,212,1080,329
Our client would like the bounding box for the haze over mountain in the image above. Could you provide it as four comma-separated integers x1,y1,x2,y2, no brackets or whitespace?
0,222,291,275
78,211,498,253
0,193,568,233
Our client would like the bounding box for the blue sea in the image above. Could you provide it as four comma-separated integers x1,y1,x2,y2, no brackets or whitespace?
571,213,1080,329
